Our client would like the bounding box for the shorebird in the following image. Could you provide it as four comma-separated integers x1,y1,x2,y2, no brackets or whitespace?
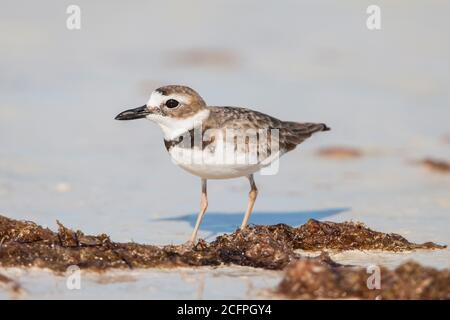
115,85,329,243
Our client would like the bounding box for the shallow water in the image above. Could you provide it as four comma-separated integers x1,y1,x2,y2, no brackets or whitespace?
1,0,449,299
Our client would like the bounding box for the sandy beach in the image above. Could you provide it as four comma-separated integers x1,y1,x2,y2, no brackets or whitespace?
1,1,449,299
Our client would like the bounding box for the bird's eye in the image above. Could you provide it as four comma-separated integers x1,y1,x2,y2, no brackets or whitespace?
165,99,179,108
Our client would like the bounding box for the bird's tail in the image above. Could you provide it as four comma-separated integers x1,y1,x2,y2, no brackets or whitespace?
284,122,330,134
280,122,330,151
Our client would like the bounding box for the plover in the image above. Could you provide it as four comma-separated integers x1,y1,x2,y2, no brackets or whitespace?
115,85,330,243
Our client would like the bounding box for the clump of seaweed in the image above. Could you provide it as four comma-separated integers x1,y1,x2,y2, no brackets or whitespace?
277,260,450,300
317,146,363,159
288,219,445,251
0,215,445,272
419,158,450,173
1,215,449,300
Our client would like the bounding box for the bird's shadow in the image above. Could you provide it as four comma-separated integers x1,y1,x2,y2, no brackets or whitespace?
157,207,349,240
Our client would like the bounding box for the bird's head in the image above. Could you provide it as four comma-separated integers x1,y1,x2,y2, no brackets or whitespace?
115,85,210,139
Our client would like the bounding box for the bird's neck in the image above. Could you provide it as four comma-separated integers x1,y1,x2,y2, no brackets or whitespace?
154,109,210,140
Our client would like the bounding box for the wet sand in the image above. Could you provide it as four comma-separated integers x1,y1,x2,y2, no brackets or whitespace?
1,0,449,299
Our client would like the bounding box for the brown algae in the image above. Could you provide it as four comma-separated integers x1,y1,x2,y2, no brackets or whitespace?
317,146,363,159
0,215,445,272
1,215,448,300
277,260,450,299
419,158,450,173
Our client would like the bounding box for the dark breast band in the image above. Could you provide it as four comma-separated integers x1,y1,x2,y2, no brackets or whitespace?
163,128,215,152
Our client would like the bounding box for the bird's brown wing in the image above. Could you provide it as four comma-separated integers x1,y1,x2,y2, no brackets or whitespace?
279,121,330,152
206,106,330,152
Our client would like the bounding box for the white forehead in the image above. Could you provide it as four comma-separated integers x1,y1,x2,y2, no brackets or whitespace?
146,91,190,107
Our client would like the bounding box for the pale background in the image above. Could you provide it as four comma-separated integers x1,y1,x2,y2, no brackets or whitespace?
0,0,449,299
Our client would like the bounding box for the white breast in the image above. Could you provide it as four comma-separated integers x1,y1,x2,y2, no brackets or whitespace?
146,109,210,140
168,144,282,179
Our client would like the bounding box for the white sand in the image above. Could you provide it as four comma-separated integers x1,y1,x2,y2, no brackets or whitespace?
0,0,449,299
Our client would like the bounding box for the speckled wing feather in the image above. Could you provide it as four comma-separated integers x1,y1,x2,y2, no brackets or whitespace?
206,106,330,152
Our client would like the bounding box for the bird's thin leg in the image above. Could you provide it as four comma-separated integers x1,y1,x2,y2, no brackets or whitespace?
190,179,208,243
241,174,258,229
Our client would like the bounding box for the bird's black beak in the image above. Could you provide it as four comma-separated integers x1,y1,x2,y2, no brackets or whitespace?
115,105,151,120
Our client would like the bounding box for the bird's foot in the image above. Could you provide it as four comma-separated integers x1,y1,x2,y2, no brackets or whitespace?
178,240,196,252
